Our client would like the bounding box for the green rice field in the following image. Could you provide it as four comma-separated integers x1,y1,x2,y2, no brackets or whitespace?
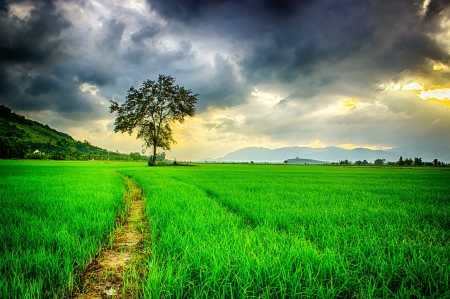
1,160,450,298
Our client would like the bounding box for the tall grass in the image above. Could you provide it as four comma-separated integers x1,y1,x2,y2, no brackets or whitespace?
122,165,450,298
0,161,126,298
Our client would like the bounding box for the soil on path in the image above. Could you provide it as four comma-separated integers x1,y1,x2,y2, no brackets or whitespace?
72,175,150,299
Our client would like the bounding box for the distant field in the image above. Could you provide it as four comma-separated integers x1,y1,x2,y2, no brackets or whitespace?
1,161,450,298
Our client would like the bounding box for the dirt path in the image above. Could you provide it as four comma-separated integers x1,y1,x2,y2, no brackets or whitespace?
72,175,150,299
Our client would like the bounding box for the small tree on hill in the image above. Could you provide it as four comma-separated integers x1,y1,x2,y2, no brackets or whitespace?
109,75,198,166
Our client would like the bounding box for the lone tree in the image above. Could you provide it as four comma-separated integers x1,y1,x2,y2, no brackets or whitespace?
109,75,198,166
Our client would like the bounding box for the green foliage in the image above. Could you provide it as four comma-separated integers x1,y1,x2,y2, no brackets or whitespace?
109,75,198,166
404,158,413,166
340,159,350,165
374,158,385,165
130,152,142,161
0,136,30,158
414,157,423,166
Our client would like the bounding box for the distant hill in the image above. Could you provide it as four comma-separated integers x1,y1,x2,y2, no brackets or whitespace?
0,105,132,160
205,145,450,163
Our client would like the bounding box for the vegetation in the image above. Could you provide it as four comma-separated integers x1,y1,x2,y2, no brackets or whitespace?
0,105,141,161
2,161,450,298
0,161,126,298
121,164,450,298
109,74,198,166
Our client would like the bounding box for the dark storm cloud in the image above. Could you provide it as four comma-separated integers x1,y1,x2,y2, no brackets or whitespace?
424,0,450,22
2,0,449,116
149,0,319,23
0,1,125,116
148,0,449,94
99,19,125,52
0,0,100,116
0,0,8,12
195,53,251,111
25,74,63,96
131,23,162,44
1,67,93,113
148,0,233,23
0,0,71,66
75,63,119,87
374,33,450,73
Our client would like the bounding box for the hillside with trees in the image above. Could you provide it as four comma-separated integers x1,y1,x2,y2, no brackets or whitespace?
0,105,144,161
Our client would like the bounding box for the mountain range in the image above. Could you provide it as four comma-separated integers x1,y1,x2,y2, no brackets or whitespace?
202,145,450,163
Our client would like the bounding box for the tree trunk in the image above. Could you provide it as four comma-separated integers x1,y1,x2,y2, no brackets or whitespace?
151,144,157,166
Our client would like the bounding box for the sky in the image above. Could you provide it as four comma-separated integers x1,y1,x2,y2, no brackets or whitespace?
1,0,450,160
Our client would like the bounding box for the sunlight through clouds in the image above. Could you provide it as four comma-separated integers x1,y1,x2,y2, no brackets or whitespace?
250,88,284,106
79,83,99,95
343,98,358,107
379,80,450,105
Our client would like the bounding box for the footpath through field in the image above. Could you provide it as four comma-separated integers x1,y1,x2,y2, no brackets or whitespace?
72,174,150,299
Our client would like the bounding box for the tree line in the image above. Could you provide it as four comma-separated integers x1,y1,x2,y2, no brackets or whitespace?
337,157,446,167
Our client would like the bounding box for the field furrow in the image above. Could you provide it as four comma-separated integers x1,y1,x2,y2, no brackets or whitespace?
72,174,150,299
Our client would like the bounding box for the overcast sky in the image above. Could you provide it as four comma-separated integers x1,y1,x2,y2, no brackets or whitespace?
1,0,450,160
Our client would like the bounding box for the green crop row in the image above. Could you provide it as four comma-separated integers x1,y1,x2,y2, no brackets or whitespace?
120,164,450,298
0,161,127,298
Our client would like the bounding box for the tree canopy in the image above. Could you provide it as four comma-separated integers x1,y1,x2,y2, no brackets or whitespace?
109,75,198,165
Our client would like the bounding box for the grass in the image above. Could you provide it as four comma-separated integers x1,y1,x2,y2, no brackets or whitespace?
0,160,127,298
1,161,449,298
120,164,450,298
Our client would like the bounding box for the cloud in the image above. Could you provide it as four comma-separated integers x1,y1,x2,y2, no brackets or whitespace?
195,53,251,110
0,0,449,159
98,19,125,53
131,23,162,43
424,0,450,22
0,0,71,66
25,74,64,96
